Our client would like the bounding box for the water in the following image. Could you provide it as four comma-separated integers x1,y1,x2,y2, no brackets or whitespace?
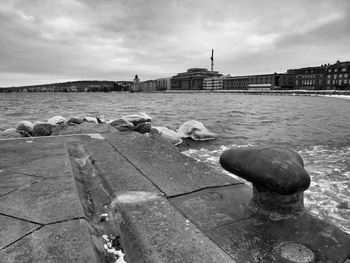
1,92,350,233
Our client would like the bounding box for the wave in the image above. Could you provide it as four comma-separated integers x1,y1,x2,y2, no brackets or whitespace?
182,144,350,234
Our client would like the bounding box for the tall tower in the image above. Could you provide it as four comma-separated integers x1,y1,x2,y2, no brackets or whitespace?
210,49,214,71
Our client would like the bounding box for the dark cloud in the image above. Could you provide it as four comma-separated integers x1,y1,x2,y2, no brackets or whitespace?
0,0,350,86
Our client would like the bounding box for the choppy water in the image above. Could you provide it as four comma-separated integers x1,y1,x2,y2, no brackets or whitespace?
1,92,350,233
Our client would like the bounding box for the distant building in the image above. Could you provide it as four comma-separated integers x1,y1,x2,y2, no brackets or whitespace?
171,68,222,90
222,73,293,90
203,75,230,90
155,77,171,90
287,65,327,90
325,61,350,90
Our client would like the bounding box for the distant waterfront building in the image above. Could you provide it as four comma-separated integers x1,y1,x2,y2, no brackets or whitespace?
222,73,293,90
171,68,222,90
325,61,350,90
155,77,171,90
287,65,327,90
203,75,230,90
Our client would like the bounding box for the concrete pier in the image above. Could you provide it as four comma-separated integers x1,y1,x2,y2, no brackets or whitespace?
0,129,349,262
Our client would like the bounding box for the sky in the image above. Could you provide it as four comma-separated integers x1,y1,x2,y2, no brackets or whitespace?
1,0,350,87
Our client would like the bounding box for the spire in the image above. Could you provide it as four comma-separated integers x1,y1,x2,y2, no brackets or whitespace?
210,49,214,71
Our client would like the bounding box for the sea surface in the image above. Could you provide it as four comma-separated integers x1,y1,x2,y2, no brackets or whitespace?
1,92,350,233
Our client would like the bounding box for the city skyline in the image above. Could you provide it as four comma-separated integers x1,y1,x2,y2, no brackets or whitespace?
1,0,350,87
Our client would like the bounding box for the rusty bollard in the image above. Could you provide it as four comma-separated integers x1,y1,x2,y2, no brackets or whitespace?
220,146,310,218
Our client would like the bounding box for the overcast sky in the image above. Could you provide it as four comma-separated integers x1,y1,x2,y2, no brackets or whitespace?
1,0,350,87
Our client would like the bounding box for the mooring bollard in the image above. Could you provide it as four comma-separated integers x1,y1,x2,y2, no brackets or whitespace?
220,146,311,218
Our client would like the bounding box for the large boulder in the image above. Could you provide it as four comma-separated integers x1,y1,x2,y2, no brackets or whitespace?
151,126,183,146
0,128,22,139
32,122,56,137
66,117,84,125
16,120,34,135
177,120,218,141
47,116,66,125
121,112,151,125
133,122,152,134
109,119,134,131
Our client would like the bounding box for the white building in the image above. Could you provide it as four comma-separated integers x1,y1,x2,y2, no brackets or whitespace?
203,75,229,90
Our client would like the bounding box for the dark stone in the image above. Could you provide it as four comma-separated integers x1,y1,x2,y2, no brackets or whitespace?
109,119,134,131
220,146,310,195
66,117,84,125
121,112,151,126
32,122,56,137
132,122,151,134
16,130,31,137
15,121,34,135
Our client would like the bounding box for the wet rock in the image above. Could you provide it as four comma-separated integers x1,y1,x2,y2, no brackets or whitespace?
17,130,31,137
32,122,56,137
121,112,152,125
66,117,84,125
83,116,98,123
177,120,218,141
16,121,34,135
133,122,151,134
96,115,106,123
109,119,134,131
151,126,183,146
219,146,310,195
47,116,66,125
0,128,22,139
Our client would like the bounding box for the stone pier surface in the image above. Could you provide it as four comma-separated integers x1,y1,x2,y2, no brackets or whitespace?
0,129,350,262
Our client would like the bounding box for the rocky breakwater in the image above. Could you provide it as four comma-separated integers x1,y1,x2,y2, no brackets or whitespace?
219,146,350,262
0,113,218,149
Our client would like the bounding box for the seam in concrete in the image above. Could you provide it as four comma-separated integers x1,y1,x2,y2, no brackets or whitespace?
5,170,48,179
166,196,238,262
0,216,89,252
0,212,44,226
0,179,45,198
0,225,44,251
168,182,245,199
105,138,166,196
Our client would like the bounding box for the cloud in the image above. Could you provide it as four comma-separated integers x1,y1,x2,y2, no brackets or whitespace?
0,0,350,86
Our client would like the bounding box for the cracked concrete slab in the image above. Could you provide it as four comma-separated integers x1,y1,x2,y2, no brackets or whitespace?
0,214,41,250
170,184,253,231
104,131,239,196
0,170,43,197
0,219,100,263
0,176,85,224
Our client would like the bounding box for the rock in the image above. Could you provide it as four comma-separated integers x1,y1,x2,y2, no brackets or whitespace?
121,112,152,125
83,116,98,123
177,120,218,141
133,122,151,134
16,121,34,135
32,122,56,137
109,119,134,131
151,126,183,146
96,115,106,123
219,146,310,195
66,117,84,125
0,128,22,139
47,116,66,125
51,122,111,135
17,130,31,137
